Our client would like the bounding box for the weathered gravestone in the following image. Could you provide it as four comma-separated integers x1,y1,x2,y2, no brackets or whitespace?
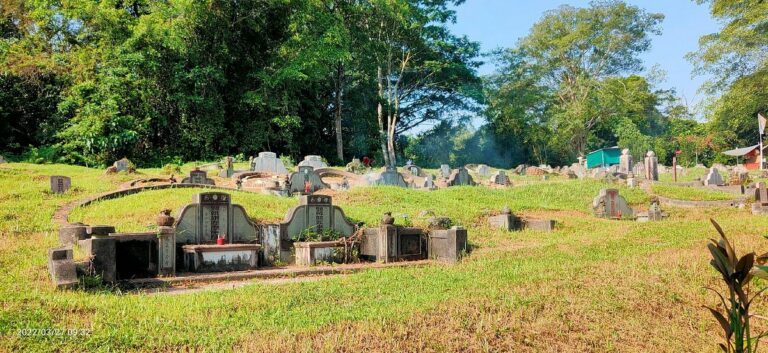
626,172,637,188
298,155,328,169
181,169,215,185
570,163,586,178
288,166,329,194
373,167,408,187
0,155,5,163
704,167,725,186
477,164,490,177
250,151,288,174
633,162,645,179
446,167,475,186
490,170,511,186
753,182,768,215
406,165,425,177
440,164,451,179
48,247,78,289
175,192,259,245
423,175,437,190
592,188,634,219
644,151,659,181
49,175,71,194
218,156,234,178
488,206,522,231
113,158,133,173
280,195,356,240
619,149,633,174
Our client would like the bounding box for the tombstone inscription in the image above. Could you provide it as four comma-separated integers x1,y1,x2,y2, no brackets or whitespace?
49,176,71,194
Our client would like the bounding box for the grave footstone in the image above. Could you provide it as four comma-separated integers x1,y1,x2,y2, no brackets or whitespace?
704,167,725,186
288,166,329,194
298,155,328,169
488,207,521,231
250,151,288,174
644,151,658,181
592,188,634,219
113,158,133,173
49,176,71,194
752,182,768,215
523,219,556,232
446,167,475,186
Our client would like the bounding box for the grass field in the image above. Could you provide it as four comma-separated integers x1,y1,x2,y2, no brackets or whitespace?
2,163,768,352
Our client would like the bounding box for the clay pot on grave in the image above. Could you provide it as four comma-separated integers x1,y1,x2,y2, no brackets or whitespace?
156,209,175,227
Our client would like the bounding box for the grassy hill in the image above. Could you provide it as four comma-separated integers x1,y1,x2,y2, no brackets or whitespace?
1,163,766,352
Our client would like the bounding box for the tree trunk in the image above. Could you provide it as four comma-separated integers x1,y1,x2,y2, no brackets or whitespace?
377,66,390,167
334,63,345,163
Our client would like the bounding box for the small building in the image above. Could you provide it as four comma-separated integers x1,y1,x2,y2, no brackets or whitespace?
722,145,761,170
586,147,621,169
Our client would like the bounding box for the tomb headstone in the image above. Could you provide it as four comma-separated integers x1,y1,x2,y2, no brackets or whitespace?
626,172,637,188
250,151,288,174
488,207,521,231
570,163,586,178
288,166,329,194
490,170,511,186
373,167,408,187
298,155,328,169
633,162,645,179
175,192,259,244
477,164,490,177
644,151,658,181
0,155,5,163
446,167,475,186
619,149,633,174
49,176,71,194
440,164,451,179
423,175,436,190
281,195,356,241
523,219,556,232
427,226,468,263
181,169,215,185
704,167,725,186
592,188,634,219
58,223,89,246
407,165,425,177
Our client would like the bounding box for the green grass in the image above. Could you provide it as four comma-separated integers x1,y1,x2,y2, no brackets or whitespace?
1,162,765,352
651,183,737,201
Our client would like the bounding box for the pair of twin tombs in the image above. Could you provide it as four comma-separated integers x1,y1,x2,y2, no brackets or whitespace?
49,192,467,287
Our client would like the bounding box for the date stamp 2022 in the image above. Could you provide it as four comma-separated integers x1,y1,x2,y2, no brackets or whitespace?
17,328,92,337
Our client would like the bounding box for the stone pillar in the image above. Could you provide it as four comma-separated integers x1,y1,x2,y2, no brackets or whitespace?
377,224,397,263
644,151,658,181
619,149,633,174
87,225,116,282
157,226,176,277
48,247,77,289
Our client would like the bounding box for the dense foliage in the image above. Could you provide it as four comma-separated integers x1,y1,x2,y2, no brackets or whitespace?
0,0,762,168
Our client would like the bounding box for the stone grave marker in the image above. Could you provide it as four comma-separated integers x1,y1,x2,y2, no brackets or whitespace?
281,195,356,240
175,192,258,244
50,175,71,194
592,188,634,219
181,169,215,185
288,166,329,194
373,167,408,187
298,155,328,169
423,175,436,190
446,167,475,186
113,158,132,173
477,164,490,177
488,206,521,231
0,155,5,163
644,151,658,181
490,170,511,186
633,162,645,179
619,149,633,174
570,163,586,178
703,167,724,186
753,182,768,215
440,164,451,179
250,151,288,174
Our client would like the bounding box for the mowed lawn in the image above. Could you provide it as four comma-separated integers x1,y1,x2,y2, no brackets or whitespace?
2,163,768,352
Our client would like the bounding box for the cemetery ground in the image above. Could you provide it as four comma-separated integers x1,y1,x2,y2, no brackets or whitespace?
2,163,768,352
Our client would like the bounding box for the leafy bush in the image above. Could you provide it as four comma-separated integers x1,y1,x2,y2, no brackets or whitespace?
21,145,60,164
292,226,343,242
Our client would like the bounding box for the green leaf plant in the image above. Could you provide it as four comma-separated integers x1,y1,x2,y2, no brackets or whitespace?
705,219,768,353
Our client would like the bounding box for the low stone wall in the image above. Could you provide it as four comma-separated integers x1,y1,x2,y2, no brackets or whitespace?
655,195,745,208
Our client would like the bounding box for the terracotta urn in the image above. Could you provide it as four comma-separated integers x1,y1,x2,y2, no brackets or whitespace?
157,209,175,227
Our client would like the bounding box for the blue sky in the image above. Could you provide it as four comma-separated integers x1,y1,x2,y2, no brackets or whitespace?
448,0,720,109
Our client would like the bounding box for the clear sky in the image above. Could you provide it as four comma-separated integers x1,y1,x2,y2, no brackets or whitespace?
448,0,720,109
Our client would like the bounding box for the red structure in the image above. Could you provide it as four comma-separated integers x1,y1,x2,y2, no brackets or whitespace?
722,145,761,170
